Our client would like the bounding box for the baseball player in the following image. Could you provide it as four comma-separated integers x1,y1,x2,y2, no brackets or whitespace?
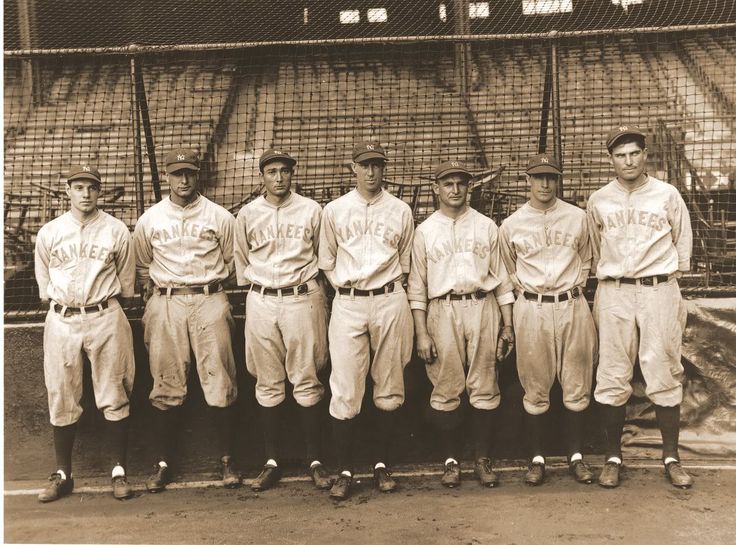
319,142,414,500
133,147,240,492
408,160,515,489
499,153,597,486
587,126,693,489
34,164,136,502
234,149,332,492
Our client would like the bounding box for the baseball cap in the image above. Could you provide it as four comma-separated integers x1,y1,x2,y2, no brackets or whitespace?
605,125,646,151
67,164,102,184
164,148,200,172
352,142,388,163
526,153,562,176
435,160,473,180
259,149,297,172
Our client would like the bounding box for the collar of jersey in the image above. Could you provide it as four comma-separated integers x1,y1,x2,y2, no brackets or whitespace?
261,192,294,209
526,199,560,215
167,193,202,210
350,188,385,205
435,206,472,224
613,174,650,194
66,209,102,227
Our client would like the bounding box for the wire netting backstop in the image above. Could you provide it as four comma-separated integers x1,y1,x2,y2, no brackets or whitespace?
5,1,736,319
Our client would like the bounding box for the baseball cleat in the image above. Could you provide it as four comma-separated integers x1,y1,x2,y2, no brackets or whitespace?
112,475,133,500
474,457,499,488
38,472,74,503
665,461,693,489
221,456,242,489
373,466,397,492
329,474,353,501
524,462,546,486
569,460,595,484
598,461,621,488
251,465,281,492
146,463,171,493
441,461,461,488
310,463,334,490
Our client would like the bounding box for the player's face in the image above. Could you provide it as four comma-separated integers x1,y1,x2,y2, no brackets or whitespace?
66,180,100,216
610,141,648,184
353,159,385,197
434,174,469,210
261,160,293,199
528,173,558,208
168,168,199,203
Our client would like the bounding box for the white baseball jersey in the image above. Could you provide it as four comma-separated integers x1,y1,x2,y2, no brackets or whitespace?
499,200,591,294
133,195,235,287
407,208,515,311
234,193,321,288
586,176,692,279
319,189,414,290
35,210,135,305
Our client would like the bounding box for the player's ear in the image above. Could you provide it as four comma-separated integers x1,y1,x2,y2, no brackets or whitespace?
350,162,358,175
65,183,72,198
432,182,439,196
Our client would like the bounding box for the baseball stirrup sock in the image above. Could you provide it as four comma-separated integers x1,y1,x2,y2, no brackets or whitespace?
260,404,283,461
52,423,77,477
601,404,626,460
152,407,180,463
564,409,584,459
471,407,496,460
332,417,355,472
212,405,237,459
299,404,322,463
525,412,547,459
654,404,681,461
106,417,130,470
374,409,398,466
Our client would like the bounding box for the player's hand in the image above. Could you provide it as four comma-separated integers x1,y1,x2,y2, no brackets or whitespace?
416,333,438,363
142,280,155,303
673,271,684,280
496,325,515,363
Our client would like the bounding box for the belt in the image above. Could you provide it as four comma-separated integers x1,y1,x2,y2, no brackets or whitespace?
435,290,489,302
613,275,671,286
250,282,309,296
53,299,111,315
156,282,222,296
523,286,582,303
337,282,398,297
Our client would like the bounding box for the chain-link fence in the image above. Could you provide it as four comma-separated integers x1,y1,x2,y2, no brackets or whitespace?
5,1,736,319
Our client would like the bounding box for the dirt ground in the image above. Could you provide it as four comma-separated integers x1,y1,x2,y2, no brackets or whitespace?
5,460,736,545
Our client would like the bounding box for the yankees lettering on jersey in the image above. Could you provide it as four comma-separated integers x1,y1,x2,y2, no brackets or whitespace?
408,208,514,311
35,210,135,306
235,193,321,288
319,189,414,290
133,195,235,287
586,176,692,279
500,200,591,294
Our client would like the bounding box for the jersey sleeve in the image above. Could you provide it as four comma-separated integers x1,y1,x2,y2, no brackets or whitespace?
219,211,237,283
489,222,514,306
34,226,51,301
498,221,520,291
670,191,693,272
576,213,592,286
398,205,415,275
132,216,153,286
233,209,250,286
585,201,602,277
115,226,136,298
318,205,337,272
407,228,429,311
311,204,322,255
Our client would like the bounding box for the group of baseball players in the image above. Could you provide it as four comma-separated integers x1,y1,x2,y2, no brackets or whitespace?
35,125,695,503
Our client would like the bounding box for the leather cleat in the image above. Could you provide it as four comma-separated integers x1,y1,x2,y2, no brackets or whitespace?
329,473,353,500
474,457,499,488
374,466,397,492
598,461,621,488
525,462,546,486
251,465,281,492
112,475,133,500
221,456,242,489
38,473,74,503
310,463,334,490
665,461,693,489
441,461,461,488
146,464,171,493
569,460,594,484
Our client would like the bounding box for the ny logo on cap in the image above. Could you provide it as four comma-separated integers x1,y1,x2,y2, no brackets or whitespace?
82,165,91,171
540,157,549,163
618,126,629,131
366,144,374,150
177,154,186,161
274,150,283,154
451,161,459,167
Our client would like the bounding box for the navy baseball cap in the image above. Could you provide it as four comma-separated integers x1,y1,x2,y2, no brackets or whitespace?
606,125,646,151
526,154,562,176
67,164,102,183
165,148,200,172
259,149,297,172
352,142,388,163
435,160,473,180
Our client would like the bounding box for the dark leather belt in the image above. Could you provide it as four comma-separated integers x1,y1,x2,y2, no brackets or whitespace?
438,290,489,301
250,282,309,296
338,282,397,297
523,286,582,303
156,282,222,295
615,275,671,286
53,300,110,315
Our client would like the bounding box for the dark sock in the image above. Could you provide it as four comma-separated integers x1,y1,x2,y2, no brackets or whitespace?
299,403,322,463
260,404,282,462
374,409,398,466
332,417,355,473
152,406,179,463
654,404,681,461
211,405,236,459
564,409,584,459
471,407,496,460
525,412,546,460
52,423,77,476
601,404,626,460
107,417,130,470
430,407,463,461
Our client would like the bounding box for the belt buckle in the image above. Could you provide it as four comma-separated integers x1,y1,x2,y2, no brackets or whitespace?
474,289,486,299
297,283,308,295
386,282,395,294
